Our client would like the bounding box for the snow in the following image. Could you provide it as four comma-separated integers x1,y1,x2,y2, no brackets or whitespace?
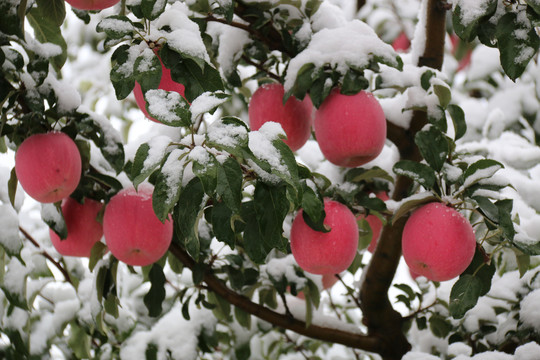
514,342,540,360
206,23,251,78
190,92,229,121
519,289,540,332
0,205,22,254
248,122,289,181
450,0,494,26
146,89,188,123
142,135,173,173
207,118,248,148
120,306,217,360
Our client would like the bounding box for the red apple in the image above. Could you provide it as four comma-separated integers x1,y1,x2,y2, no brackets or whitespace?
402,202,476,282
357,191,390,253
50,197,104,257
103,184,173,266
65,0,121,10
290,199,359,275
133,54,186,123
314,89,386,167
249,83,313,152
15,132,82,203
392,32,410,52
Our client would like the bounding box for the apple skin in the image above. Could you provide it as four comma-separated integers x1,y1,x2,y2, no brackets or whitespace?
392,32,411,52
133,54,186,123
314,89,386,167
103,184,173,266
290,199,359,275
65,0,121,10
357,191,390,253
50,197,104,257
15,132,82,203
249,83,313,152
402,202,476,282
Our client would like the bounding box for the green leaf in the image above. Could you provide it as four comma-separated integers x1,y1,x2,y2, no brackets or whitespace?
461,248,495,296
496,199,515,240
449,274,483,319
462,159,503,189
110,45,136,100
527,0,540,15
8,167,17,209
473,196,499,224
207,292,232,322
392,195,439,224
289,63,316,101
447,104,467,140
345,166,394,184
37,0,66,26
41,203,67,240
393,160,437,189
429,314,453,338
496,12,540,81
192,151,218,196
216,157,243,212
141,0,167,20
420,70,435,91
174,177,205,260
145,89,192,127
132,143,157,187
97,16,137,39
134,52,162,92
211,201,236,248
144,264,166,317
27,1,68,71
433,84,451,109
414,126,448,172
68,322,91,359
300,182,327,232
341,69,369,95
89,242,108,272
235,307,251,329
104,293,120,318
452,0,497,42
167,55,224,102
0,1,24,37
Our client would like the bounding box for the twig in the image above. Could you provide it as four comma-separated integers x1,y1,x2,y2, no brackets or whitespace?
19,226,73,285
241,55,281,81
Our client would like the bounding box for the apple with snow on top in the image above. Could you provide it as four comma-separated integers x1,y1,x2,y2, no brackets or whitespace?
103,184,173,266
357,191,390,253
392,32,411,52
65,0,121,10
249,83,313,152
314,89,386,167
50,197,104,257
133,52,187,123
291,199,359,275
15,132,82,203
402,202,476,282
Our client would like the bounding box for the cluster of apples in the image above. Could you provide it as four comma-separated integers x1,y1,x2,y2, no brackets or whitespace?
15,132,172,266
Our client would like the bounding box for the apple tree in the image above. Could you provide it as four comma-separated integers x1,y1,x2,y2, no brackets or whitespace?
1,0,540,359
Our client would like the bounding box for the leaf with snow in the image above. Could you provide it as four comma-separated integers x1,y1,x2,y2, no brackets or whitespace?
452,0,497,42
97,16,141,40
141,0,167,21
174,177,205,261
495,12,540,81
134,50,162,93
41,203,66,240
191,147,218,196
415,126,449,173
152,148,187,222
145,89,191,127
216,157,243,212
110,45,136,100
190,92,229,121
393,160,437,190
206,117,249,158
461,159,503,190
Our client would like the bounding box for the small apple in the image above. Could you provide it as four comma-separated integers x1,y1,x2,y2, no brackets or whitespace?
65,0,121,10
290,199,359,275
50,197,104,257
357,191,390,253
402,202,476,282
15,132,82,203
249,83,313,151
103,184,173,266
314,89,386,167
133,53,186,123
392,32,410,52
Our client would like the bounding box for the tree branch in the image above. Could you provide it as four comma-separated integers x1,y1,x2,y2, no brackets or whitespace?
359,1,448,359
19,226,73,285
168,242,383,352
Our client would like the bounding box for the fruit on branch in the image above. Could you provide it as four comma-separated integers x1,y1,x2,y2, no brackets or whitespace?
402,202,476,282
291,199,359,274
15,132,82,203
248,83,313,152
392,32,411,52
103,184,173,266
314,89,386,167
133,54,186,123
357,191,390,253
65,0,121,10
50,197,104,257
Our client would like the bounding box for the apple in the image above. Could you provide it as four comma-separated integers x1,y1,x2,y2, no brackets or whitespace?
290,199,359,275
103,184,173,266
357,191,390,253
50,197,104,257
314,89,386,167
248,83,313,152
15,132,82,203
65,0,121,10
392,32,410,52
402,202,476,282
133,53,186,123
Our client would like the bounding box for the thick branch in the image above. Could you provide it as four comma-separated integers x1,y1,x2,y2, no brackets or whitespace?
359,1,447,359
169,242,383,352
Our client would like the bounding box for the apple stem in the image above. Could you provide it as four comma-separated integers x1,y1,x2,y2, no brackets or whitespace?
19,226,74,285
